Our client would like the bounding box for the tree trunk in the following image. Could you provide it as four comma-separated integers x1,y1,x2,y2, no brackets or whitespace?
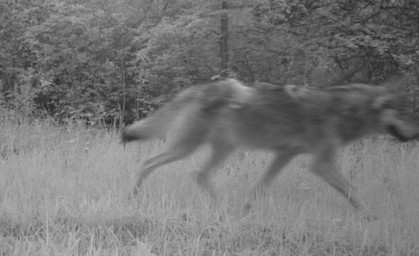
219,0,229,76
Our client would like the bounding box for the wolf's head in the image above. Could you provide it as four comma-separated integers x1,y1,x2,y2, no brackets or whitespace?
284,78,419,142
372,82,419,142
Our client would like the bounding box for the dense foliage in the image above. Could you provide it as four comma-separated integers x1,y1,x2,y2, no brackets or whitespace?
1,0,419,125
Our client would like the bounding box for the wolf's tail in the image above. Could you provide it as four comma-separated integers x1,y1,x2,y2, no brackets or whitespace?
121,79,252,144
121,88,199,144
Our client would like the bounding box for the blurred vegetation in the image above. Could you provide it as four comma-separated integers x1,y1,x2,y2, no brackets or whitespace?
1,0,419,125
0,116,419,255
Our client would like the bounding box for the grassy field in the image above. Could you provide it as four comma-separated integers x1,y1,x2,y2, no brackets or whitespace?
0,119,419,256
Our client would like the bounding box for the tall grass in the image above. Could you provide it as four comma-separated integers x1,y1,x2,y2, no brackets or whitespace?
0,119,418,255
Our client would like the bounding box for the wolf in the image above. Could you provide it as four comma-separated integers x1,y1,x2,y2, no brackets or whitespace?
122,78,419,216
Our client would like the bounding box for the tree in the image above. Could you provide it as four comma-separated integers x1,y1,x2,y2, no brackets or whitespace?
219,0,229,75
1,0,419,122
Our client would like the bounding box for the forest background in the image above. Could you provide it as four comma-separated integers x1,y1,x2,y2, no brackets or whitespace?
2,1,419,254
1,0,419,125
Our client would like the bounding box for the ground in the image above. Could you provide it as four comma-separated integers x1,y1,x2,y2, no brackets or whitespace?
0,120,418,255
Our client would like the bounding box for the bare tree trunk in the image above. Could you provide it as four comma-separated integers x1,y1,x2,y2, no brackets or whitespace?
219,0,229,76
412,65,419,114
120,37,126,126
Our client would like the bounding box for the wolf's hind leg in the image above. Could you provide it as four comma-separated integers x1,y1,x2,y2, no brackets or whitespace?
132,145,197,196
132,133,206,197
195,140,234,198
